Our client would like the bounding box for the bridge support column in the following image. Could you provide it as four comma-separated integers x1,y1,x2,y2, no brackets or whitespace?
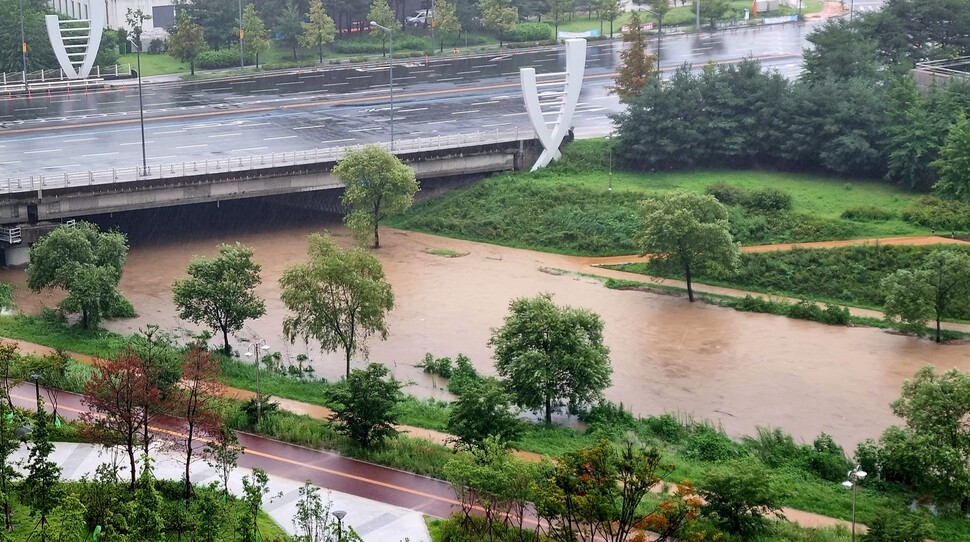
4,246,29,267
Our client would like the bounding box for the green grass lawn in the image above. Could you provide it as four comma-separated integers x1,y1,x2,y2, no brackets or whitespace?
118,52,191,77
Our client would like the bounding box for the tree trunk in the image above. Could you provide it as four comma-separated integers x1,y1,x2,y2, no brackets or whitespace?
344,348,351,379
184,421,194,500
222,327,231,356
544,395,552,424
373,219,381,249
128,445,137,489
319,43,323,63
82,309,89,330
292,46,298,61
685,264,694,302
936,315,942,343
190,60,195,76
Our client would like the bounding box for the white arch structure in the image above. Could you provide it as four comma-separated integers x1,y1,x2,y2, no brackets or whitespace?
520,38,587,171
45,0,105,80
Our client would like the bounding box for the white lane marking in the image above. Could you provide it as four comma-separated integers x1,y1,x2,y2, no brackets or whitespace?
175,144,209,149
0,161,22,165
276,81,303,86
436,77,462,82
398,107,427,112
294,125,327,130
148,155,177,161
42,164,79,169
471,101,498,105
120,141,155,145
154,130,184,135
321,82,349,86
24,149,61,154
231,147,268,152
320,138,356,144
451,110,480,115
62,137,97,142
15,107,46,111
347,75,372,79
209,132,243,138
502,112,528,116
348,127,380,132
457,70,481,74
81,152,119,157
426,120,456,125
482,122,511,127
264,135,298,140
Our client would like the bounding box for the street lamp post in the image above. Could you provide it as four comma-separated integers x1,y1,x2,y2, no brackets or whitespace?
29,373,40,413
332,510,346,541
370,22,395,151
239,0,245,68
244,340,270,425
695,0,701,33
18,0,28,92
841,465,867,542
128,38,148,176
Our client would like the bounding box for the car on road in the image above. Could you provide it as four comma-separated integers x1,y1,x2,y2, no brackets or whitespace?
406,9,433,26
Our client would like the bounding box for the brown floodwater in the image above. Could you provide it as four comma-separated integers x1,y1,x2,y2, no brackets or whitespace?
2,198,968,449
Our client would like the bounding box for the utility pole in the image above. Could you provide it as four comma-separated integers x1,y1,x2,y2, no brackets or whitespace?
239,0,245,68
695,0,700,32
18,0,28,92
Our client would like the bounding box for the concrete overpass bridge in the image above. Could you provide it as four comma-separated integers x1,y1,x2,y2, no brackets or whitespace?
0,129,541,265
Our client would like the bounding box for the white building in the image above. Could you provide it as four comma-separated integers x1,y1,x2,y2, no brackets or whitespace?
50,0,175,39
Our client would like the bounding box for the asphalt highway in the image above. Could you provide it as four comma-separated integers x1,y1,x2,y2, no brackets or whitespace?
0,23,815,179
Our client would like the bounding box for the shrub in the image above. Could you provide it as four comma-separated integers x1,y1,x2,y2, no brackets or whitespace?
330,40,384,54
820,303,851,325
706,182,747,205
853,438,880,479
732,295,774,313
699,458,787,536
684,425,743,462
902,196,970,231
644,413,688,443
147,38,166,54
841,206,895,221
861,511,934,542
743,426,805,468
195,49,254,69
506,22,554,42
786,299,824,321
579,400,635,429
550,139,611,173
417,352,453,378
805,433,850,482
742,187,793,212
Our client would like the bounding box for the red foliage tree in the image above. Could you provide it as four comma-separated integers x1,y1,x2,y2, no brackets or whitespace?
176,345,224,500
82,348,163,488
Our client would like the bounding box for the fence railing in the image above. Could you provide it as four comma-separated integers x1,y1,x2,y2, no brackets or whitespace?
2,128,536,197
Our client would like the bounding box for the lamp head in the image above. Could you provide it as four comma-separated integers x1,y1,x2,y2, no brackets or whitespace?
333,510,347,520
841,480,853,489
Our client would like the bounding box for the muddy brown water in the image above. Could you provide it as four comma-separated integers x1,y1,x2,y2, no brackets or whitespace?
1,200,968,449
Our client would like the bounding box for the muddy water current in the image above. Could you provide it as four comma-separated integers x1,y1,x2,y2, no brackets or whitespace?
2,199,969,448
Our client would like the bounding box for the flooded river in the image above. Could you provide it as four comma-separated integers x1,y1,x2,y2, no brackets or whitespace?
2,198,968,448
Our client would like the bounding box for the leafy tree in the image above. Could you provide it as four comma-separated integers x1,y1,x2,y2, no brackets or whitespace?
241,3,271,67
0,0,57,73
173,243,266,356
858,0,970,63
333,145,420,249
641,481,707,542
130,324,182,399
548,0,573,36
932,113,970,202
280,234,394,378
534,439,666,542
598,0,622,36
240,469,272,542
167,10,207,75
651,0,670,65
611,11,654,101
277,2,305,61
185,0,240,49
862,510,934,542
446,377,523,449
205,425,245,498
300,0,336,62
698,0,728,28
132,456,164,540
177,345,224,500
480,0,518,46
366,0,396,56
330,363,401,448
490,293,612,424
26,222,129,329
0,386,20,532
883,77,945,191
48,494,86,542
881,249,970,342
20,396,63,541
698,458,786,535
293,482,334,542
801,19,881,84
435,0,462,52
636,191,739,302
125,8,151,49
82,348,162,488
888,366,970,507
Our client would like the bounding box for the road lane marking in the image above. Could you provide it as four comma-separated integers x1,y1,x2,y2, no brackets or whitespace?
320,138,355,144
451,110,479,115
120,140,155,145
81,152,119,157
209,132,243,138
176,144,208,149
62,137,97,142
24,149,61,153
231,147,268,152
264,135,298,140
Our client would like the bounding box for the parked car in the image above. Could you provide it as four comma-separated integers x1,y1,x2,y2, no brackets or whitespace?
406,9,434,26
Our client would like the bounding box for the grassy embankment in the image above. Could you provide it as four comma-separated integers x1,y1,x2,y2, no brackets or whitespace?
4,316,970,541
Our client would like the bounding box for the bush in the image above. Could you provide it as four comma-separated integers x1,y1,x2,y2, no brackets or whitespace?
742,187,793,212
330,40,384,54
506,22,554,42
644,413,688,443
706,182,748,205
699,458,787,536
580,400,635,429
447,354,482,395
743,427,805,468
732,295,774,313
902,196,970,231
786,299,824,321
684,425,743,462
820,303,851,325
417,352,453,378
841,206,895,221
147,38,166,54
805,433,850,482
861,511,934,542
196,49,254,69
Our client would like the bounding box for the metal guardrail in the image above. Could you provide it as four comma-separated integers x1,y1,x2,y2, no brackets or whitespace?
1,128,536,197
0,64,133,94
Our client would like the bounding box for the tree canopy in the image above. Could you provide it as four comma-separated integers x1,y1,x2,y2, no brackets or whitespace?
330,362,401,448
279,233,394,377
167,10,208,75
881,249,970,342
333,145,420,249
300,0,336,62
173,243,266,356
26,222,130,329
611,10,654,101
636,191,739,302
490,293,612,424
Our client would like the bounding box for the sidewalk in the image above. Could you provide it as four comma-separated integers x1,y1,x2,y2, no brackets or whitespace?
10,442,431,542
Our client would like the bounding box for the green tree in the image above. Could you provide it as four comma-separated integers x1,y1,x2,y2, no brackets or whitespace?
548,0,573,36
446,377,523,449
277,1,305,61
862,510,934,542
125,8,151,49
185,0,239,49
240,469,272,542
300,0,336,63
280,234,394,378
932,113,970,202
881,249,970,342
330,363,401,448
698,458,787,536
241,4,271,67
0,0,57,73
491,293,612,424
26,221,129,329
293,482,333,542
636,191,739,302
48,494,86,542
610,11,654,101
435,0,462,52
205,425,244,498
888,366,970,507
698,0,728,28
650,0,670,65
801,19,881,84
598,0,622,36
132,456,164,541
366,0,397,56
333,145,420,249
167,10,207,75
173,243,266,356
19,397,63,541
480,0,518,46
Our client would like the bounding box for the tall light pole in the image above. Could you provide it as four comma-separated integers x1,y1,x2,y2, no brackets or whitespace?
371,21,395,151
239,0,245,68
244,339,270,425
695,0,701,33
128,38,148,176
18,0,28,91
841,465,867,542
